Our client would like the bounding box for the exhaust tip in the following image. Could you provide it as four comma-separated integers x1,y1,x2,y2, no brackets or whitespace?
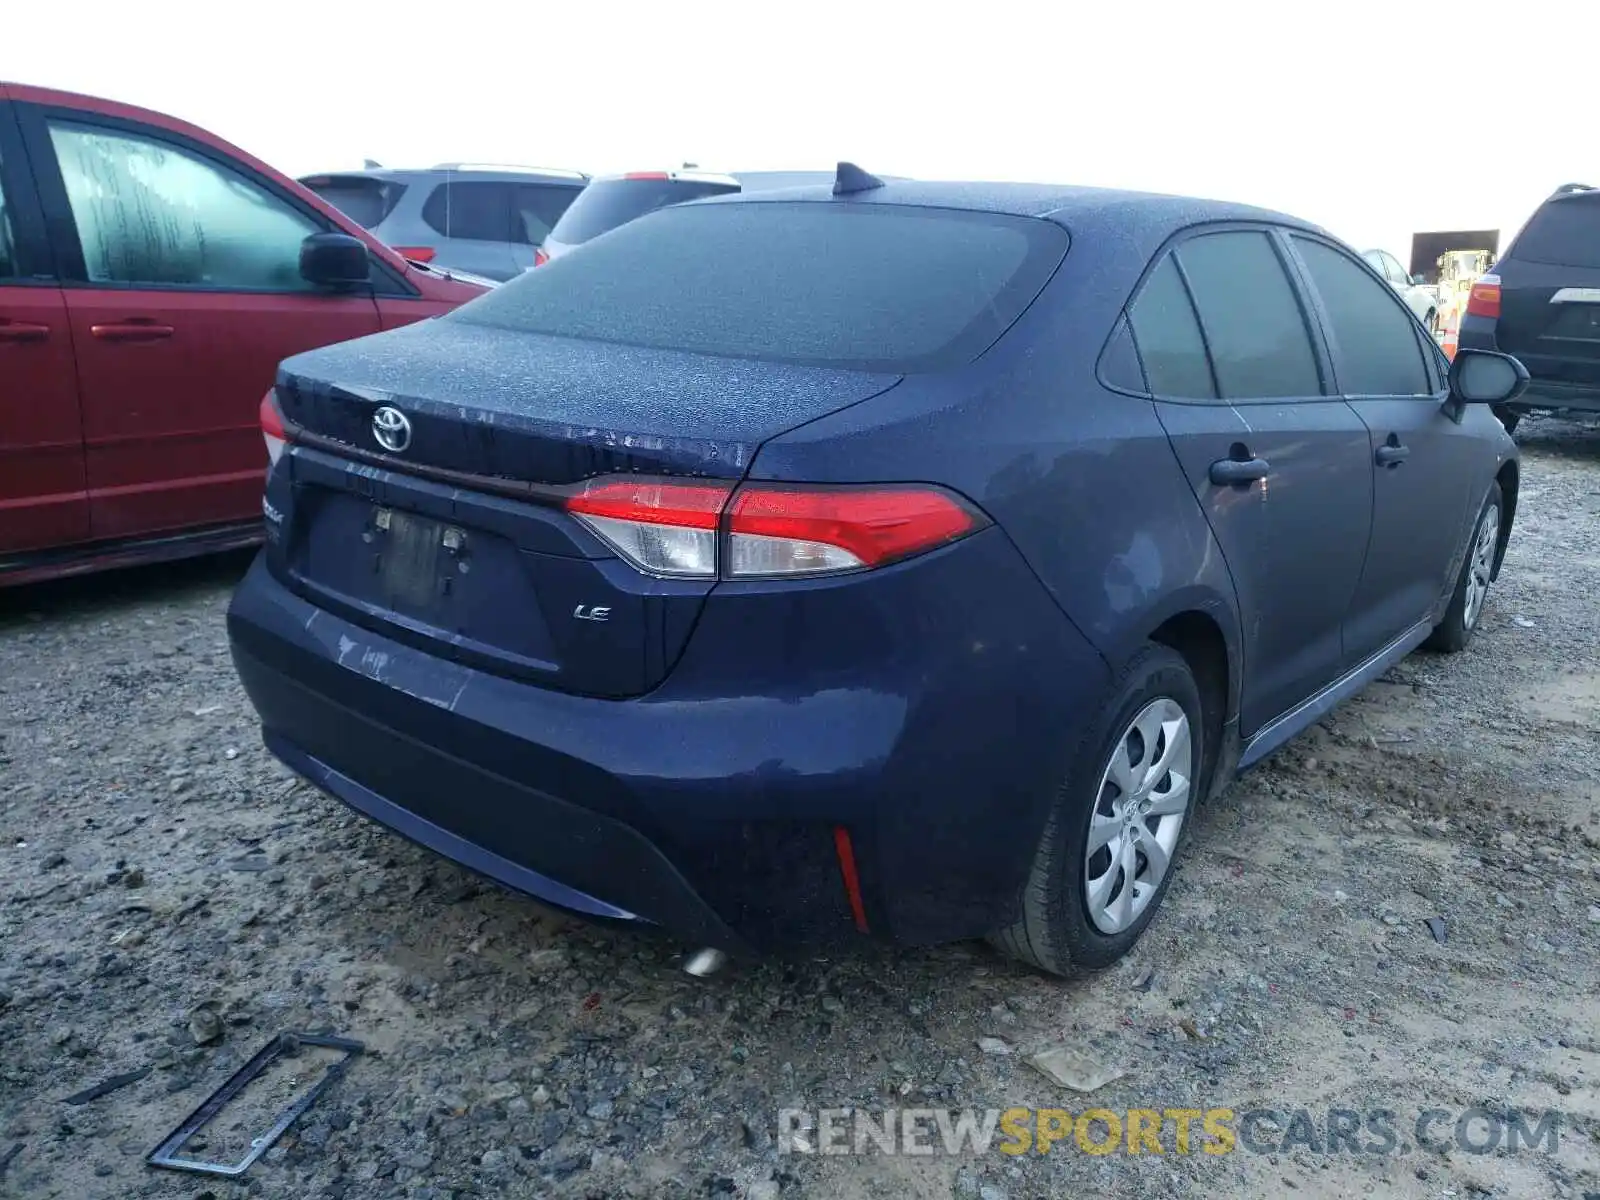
682,948,727,978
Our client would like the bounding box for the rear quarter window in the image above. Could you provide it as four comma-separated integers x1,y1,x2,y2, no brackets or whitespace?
1507,194,1600,269
1127,255,1215,398
300,176,406,229
452,201,1068,373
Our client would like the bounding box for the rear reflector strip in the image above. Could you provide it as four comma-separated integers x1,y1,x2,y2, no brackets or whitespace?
833,826,870,933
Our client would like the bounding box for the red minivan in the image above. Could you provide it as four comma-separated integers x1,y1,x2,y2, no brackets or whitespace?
0,82,487,586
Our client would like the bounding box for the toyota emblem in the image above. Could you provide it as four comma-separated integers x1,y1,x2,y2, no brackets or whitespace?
371,405,412,453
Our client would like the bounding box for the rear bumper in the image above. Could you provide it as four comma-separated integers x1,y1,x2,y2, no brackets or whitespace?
1511,378,1600,413
227,534,1108,953
1458,316,1600,412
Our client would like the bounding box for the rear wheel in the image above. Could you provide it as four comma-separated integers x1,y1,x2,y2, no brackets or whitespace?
1425,482,1502,653
990,645,1202,976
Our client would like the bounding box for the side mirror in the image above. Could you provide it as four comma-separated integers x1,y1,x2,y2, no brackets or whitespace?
1448,348,1529,405
300,232,371,288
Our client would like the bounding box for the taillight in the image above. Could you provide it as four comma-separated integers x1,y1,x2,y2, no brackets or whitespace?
393,246,436,263
533,247,549,267
1466,274,1501,319
565,479,729,578
623,171,671,180
260,389,288,466
725,484,982,577
562,477,986,579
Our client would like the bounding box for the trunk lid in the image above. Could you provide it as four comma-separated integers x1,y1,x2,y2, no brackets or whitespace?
274,317,899,483
268,318,900,697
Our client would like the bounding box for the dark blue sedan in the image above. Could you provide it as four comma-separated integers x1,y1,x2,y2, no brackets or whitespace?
230,167,1528,975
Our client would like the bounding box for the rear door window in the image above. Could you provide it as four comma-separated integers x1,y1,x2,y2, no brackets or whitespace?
300,175,406,229
1175,230,1322,399
421,181,514,242
1127,255,1215,398
548,178,740,246
454,201,1068,373
1507,194,1600,268
1294,236,1432,396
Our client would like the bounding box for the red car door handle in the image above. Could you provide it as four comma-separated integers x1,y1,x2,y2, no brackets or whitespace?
91,321,175,342
0,321,51,342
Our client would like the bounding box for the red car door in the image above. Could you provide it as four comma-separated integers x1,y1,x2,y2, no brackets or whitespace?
18,101,385,542
0,94,87,556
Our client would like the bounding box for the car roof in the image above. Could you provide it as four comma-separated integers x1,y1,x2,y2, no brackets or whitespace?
705,178,1323,234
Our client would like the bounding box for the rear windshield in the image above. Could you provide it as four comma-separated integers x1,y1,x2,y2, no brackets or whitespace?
451,201,1068,373
1508,194,1600,269
300,176,406,229
547,178,740,246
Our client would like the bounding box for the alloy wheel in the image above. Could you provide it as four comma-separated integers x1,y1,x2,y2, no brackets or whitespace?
1463,504,1500,631
1084,698,1193,935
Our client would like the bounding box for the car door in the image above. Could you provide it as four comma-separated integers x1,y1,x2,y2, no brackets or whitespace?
1289,234,1478,667
1131,227,1374,735
17,103,385,542
0,97,88,556
418,180,518,280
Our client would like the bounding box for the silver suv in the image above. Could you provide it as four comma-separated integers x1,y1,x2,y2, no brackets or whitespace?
538,169,846,264
300,164,589,281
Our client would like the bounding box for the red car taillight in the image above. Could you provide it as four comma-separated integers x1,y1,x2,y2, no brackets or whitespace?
563,477,986,580
533,247,549,267
392,246,436,264
260,389,289,465
1466,274,1501,319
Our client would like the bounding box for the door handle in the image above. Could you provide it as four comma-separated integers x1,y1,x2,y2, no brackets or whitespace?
1209,456,1270,485
1375,438,1411,467
0,321,50,343
91,321,174,342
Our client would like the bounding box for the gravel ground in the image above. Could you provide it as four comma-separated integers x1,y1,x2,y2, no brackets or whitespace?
2,420,1598,1200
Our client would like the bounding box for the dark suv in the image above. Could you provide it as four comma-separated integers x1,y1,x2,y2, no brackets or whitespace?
1459,183,1600,432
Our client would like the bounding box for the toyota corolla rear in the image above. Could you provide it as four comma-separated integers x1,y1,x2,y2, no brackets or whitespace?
228,190,1109,953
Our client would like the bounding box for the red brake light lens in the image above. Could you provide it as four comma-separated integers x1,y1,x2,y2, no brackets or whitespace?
533,247,550,267
1466,274,1501,319
562,478,986,579
725,484,983,577
623,171,671,181
392,246,436,263
260,389,288,465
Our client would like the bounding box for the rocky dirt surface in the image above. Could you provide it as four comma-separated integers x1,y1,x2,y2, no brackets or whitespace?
2,422,1598,1200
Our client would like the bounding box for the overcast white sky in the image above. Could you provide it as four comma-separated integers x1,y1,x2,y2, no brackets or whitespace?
5,0,1589,262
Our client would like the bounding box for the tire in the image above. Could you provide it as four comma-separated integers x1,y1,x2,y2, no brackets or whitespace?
1492,405,1521,435
990,644,1203,976
1424,482,1503,653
